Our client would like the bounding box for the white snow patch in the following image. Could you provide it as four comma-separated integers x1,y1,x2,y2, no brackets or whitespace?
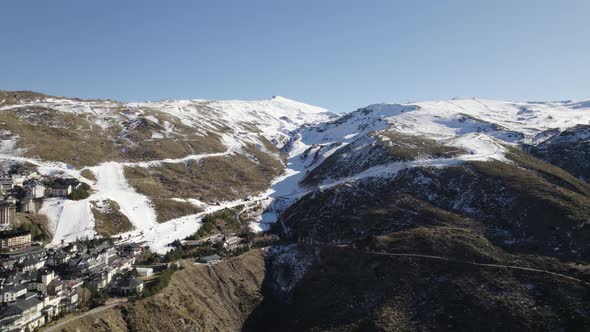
150,132,164,139
117,192,269,254
145,115,159,124
122,149,231,168
88,162,157,231
46,198,96,245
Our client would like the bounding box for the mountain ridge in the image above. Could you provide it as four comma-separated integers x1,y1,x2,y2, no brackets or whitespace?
3,90,590,331
2,91,590,253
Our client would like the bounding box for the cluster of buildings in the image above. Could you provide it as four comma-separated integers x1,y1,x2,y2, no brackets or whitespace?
0,241,146,332
0,170,83,224
0,246,80,332
0,171,45,225
187,232,279,266
0,166,152,331
0,165,282,330
0,168,84,254
191,234,277,265
182,233,248,251
46,242,144,295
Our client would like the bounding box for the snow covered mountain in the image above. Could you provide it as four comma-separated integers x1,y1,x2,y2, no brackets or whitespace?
298,98,590,169
0,91,335,250
267,98,590,258
263,97,590,213
1,91,590,257
246,98,590,331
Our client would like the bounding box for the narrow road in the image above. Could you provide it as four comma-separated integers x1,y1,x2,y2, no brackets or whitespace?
363,250,590,286
43,298,128,332
322,244,589,286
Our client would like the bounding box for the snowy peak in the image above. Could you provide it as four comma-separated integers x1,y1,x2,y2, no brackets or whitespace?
301,97,590,160
0,92,337,154
410,98,590,138
275,97,590,201
270,95,333,114
128,96,336,150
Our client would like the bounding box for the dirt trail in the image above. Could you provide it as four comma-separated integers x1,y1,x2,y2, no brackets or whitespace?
43,299,128,332
364,251,589,285
325,244,590,286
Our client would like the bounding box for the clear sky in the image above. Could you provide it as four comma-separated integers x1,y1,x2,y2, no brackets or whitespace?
1,0,589,112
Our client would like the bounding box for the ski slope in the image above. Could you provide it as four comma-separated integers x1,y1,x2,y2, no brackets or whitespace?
0,95,334,248
88,162,157,230
116,190,273,253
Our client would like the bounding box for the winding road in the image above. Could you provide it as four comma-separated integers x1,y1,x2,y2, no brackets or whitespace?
362,250,590,286
320,242,590,287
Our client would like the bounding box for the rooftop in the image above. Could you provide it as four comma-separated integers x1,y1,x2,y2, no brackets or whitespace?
13,296,42,312
0,230,31,239
0,201,15,208
199,254,222,263
1,283,28,294
113,276,143,288
0,305,23,320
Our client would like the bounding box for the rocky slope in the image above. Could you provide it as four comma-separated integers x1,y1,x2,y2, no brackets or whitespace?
246,240,589,331
55,250,265,332
527,124,590,182
284,150,590,261
248,97,590,331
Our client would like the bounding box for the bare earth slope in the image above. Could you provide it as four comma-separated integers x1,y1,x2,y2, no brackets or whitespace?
54,249,265,332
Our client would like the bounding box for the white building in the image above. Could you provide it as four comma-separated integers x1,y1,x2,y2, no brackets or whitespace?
10,176,26,188
1,285,27,303
0,178,13,193
135,267,153,277
0,296,45,332
35,270,55,294
24,182,45,199
46,185,72,197
223,235,246,251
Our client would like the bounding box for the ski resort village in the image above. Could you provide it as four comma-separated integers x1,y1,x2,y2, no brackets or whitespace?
0,164,270,331
0,169,134,331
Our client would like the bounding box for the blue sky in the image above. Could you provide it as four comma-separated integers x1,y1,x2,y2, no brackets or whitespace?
1,0,588,112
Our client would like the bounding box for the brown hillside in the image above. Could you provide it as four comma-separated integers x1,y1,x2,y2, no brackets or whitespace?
54,249,265,332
